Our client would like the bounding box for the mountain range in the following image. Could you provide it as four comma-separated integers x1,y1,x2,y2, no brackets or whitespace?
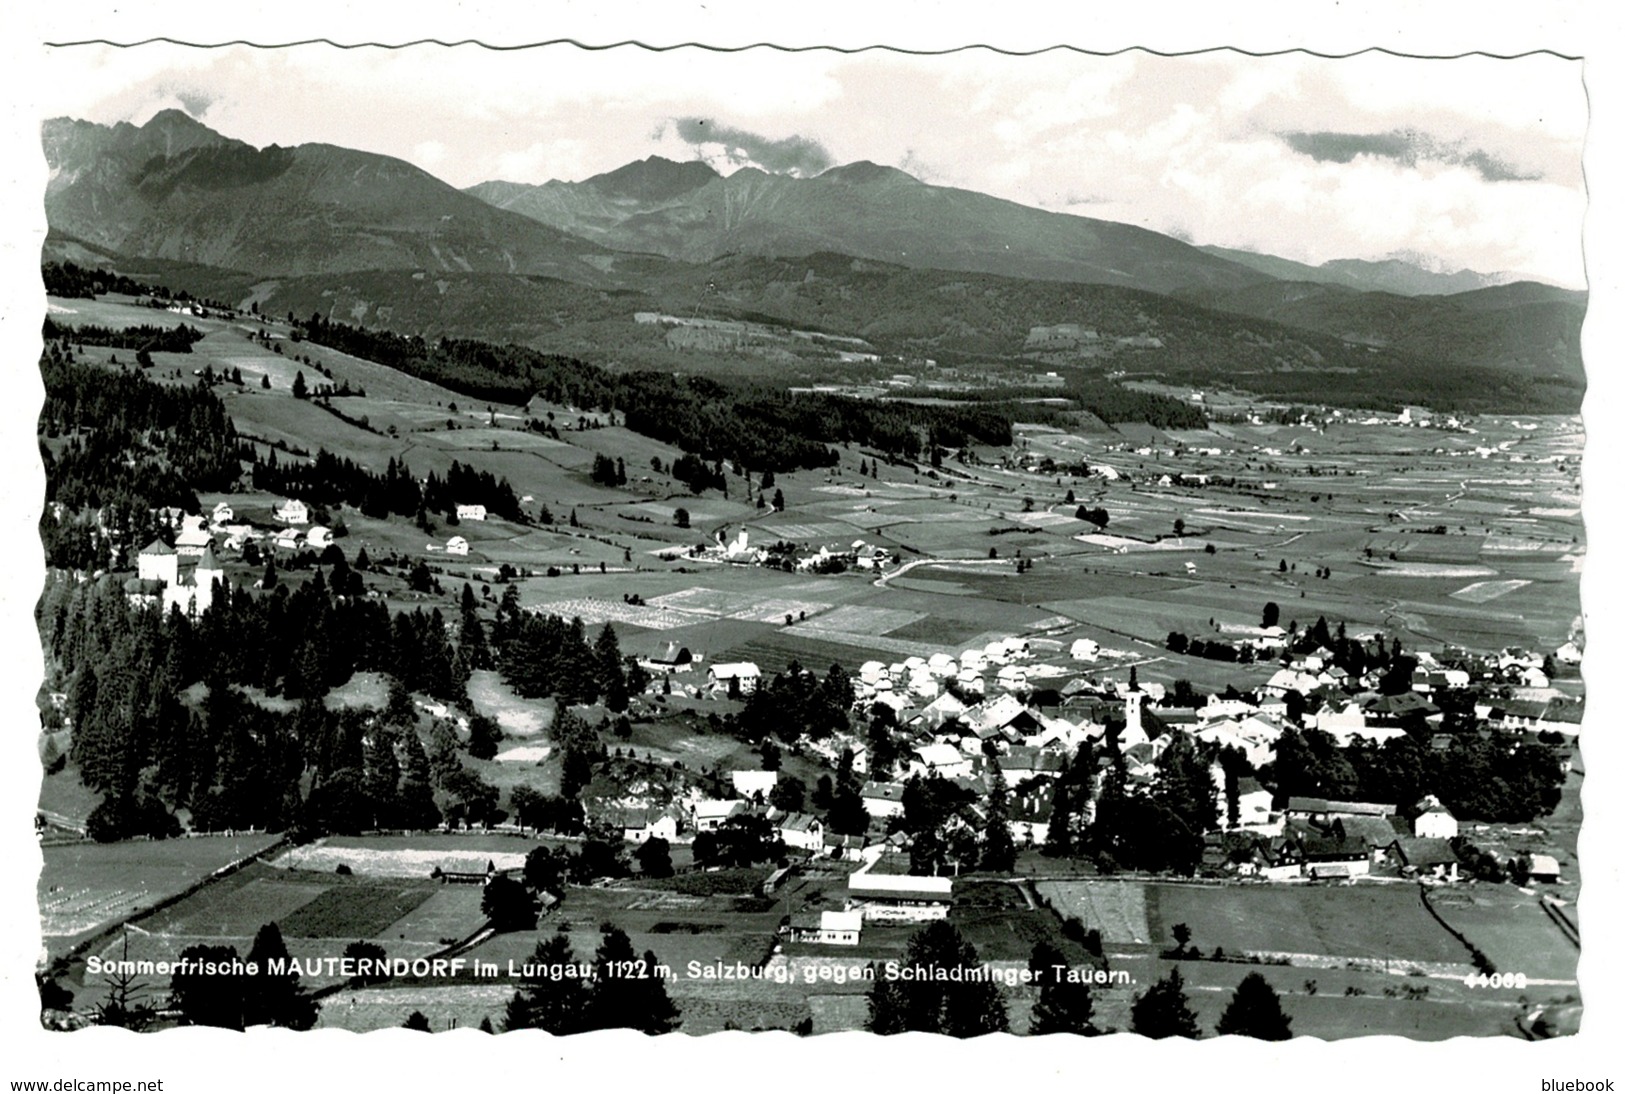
465,156,1272,296
40,110,1586,410
44,110,614,283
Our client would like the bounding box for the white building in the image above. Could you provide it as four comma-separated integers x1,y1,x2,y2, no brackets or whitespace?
846,868,953,923
1412,801,1459,840
693,799,747,832
456,504,488,521
731,769,779,801
708,662,762,695
275,499,309,525
445,536,470,556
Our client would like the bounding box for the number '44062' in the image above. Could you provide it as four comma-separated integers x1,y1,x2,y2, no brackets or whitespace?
1464,972,1528,989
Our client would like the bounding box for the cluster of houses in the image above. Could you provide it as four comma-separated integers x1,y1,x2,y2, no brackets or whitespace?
1201,796,1468,883
604,616,1585,935
584,767,954,950
118,492,490,609
685,528,892,573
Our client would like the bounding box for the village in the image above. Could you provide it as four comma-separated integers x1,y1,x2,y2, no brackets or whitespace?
32,248,1586,1040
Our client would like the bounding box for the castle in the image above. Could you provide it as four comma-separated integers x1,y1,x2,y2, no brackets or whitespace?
126,538,226,615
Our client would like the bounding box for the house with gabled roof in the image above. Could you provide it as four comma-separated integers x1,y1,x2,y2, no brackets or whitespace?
1387,837,1459,882
910,742,973,781
860,781,907,819
1412,798,1459,840
693,799,747,832
1001,745,1066,786
777,812,826,853
608,806,680,844
640,642,695,674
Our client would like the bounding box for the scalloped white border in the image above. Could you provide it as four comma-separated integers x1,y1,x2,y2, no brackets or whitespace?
1,3,1616,1088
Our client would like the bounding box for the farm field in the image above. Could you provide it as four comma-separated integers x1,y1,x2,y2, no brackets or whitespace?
1426,887,1580,984
38,833,284,953
1144,881,1471,966
948,881,1092,963
1089,954,1527,1039
36,276,1589,1041
1034,880,1152,945
273,835,539,878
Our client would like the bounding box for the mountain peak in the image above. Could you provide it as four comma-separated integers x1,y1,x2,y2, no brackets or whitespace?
144,107,213,131
817,161,920,185
584,156,719,202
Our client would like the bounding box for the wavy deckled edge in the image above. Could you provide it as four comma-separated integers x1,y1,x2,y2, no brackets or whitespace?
40,39,1585,60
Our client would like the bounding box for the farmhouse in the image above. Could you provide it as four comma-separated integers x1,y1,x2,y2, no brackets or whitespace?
609,807,680,844
1329,815,1405,861
777,812,826,852
1001,746,1065,785
693,799,747,832
640,643,695,674
861,782,907,820
174,516,213,557
823,832,866,860
1387,837,1460,882
910,742,973,781
1222,776,1276,831
1412,799,1459,840
708,662,761,696
1300,837,1371,880
456,504,488,521
445,536,470,556
275,498,309,525
1528,854,1562,884
434,860,497,884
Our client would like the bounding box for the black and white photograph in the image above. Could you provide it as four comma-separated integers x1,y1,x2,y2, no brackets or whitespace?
4,1,1621,1088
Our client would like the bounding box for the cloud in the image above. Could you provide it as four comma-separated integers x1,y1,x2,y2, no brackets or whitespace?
166,86,215,118
671,117,833,176
1278,128,1543,182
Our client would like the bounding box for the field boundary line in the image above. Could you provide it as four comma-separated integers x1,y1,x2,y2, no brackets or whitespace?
51,834,292,968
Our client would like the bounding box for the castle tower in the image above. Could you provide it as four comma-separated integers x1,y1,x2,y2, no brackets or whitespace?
192,543,224,613
136,538,179,587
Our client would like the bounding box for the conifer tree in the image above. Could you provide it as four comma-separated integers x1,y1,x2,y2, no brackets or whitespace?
1215,972,1293,1040
1130,968,1200,1039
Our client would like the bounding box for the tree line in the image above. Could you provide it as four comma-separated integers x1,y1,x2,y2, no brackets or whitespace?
40,355,242,569
249,447,525,524
293,314,1014,472
43,316,205,354
43,261,158,301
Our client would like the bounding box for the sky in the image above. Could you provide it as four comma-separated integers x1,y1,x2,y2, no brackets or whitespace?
34,42,1588,287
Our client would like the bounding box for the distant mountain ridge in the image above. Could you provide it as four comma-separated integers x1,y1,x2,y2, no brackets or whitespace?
39,111,1585,413
463,156,1275,296
44,109,617,282
1197,243,1529,297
